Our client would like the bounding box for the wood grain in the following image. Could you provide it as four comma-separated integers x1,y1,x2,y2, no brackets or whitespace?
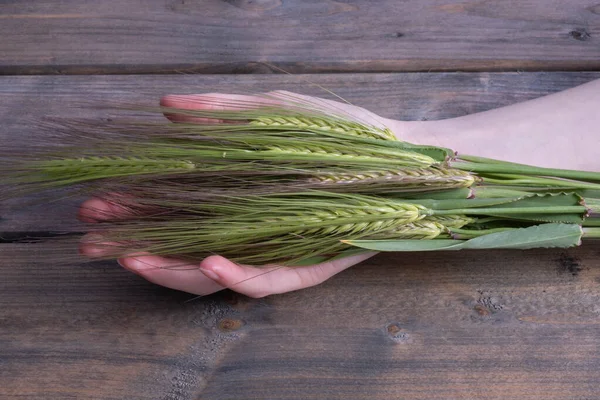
1,0,600,74
0,244,239,400
2,243,600,399
205,247,600,399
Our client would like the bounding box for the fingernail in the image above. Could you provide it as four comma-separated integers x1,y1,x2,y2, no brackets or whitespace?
199,267,220,281
118,259,141,276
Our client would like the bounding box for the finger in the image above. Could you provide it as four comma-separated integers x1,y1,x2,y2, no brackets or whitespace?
78,232,123,258
118,254,225,296
160,93,277,124
78,197,148,258
78,197,133,223
115,252,376,298
198,252,377,298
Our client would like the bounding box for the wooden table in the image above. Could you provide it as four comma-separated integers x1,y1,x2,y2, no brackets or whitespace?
2,2,600,399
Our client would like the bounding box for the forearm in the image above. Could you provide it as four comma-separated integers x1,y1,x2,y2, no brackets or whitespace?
393,79,600,171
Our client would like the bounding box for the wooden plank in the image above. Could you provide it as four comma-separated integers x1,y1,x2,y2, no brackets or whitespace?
0,244,236,400
203,246,600,399
2,72,600,233
2,243,600,399
1,1,600,74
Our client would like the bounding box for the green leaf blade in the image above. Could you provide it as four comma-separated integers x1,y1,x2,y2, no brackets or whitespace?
345,223,583,252
460,223,583,250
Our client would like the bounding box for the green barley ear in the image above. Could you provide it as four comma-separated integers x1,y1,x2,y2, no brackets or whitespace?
159,91,399,141
25,157,196,186
249,115,397,141
81,193,430,264
1,156,197,198
311,167,475,192
260,143,436,167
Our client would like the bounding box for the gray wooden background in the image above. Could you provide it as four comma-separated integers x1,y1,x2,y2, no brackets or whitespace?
2,1,600,399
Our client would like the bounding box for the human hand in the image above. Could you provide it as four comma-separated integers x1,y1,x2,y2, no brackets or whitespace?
79,196,375,298
402,78,600,171
79,91,402,298
80,80,600,297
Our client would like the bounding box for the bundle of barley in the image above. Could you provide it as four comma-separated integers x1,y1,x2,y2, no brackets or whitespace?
3,92,600,265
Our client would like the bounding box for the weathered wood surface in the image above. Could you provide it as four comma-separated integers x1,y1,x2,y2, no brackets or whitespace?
2,244,600,399
2,72,600,399
1,0,600,74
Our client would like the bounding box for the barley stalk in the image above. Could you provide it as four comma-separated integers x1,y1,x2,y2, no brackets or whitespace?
250,116,397,140
262,202,427,236
426,215,476,229
29,156,195,185
92,195,430,264
311,167,475,189
263,143,435,167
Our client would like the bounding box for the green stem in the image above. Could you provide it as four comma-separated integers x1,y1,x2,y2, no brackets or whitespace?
480,174,600,190
459,155,521,166
453,159,600,183
449,227,514,239
583,228,600,238
583,218,600,227
428,206,588,216
584,198,600,215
